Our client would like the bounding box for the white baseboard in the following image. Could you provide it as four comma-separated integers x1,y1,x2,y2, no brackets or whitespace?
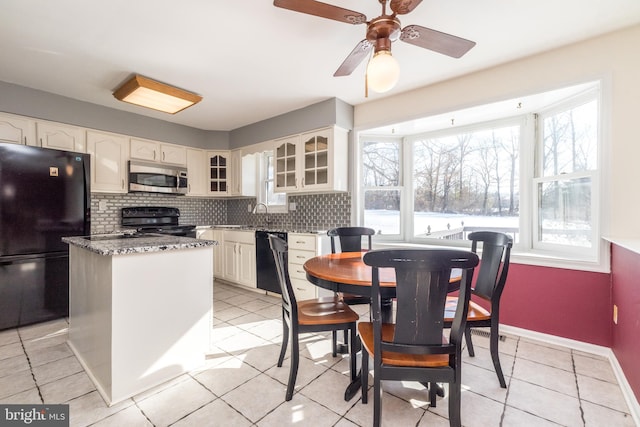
501,325,640,426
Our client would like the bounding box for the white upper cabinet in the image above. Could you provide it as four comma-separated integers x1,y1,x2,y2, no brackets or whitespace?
37,121,85,152
274,135,299,193
274,126,348,193
207,150,230,196
228,149,256,197
0,113,36,146
186,148,207,196
130,138,158,161
86,130,129,193
130,138,187,165
160,143,187,165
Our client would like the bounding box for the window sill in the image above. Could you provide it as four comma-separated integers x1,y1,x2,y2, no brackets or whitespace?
373,241,609,274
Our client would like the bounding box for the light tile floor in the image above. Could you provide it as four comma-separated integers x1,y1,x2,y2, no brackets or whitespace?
0,281,636,427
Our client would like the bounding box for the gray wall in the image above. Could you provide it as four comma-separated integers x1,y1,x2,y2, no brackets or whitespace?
228,98,354,148
0,81,228,149
0,80,354,151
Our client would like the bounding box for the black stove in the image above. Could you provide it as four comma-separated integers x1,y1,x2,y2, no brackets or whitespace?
121,207,196,236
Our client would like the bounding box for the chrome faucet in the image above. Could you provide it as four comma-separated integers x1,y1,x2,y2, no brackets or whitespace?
253,203,268,214
253,203,270,228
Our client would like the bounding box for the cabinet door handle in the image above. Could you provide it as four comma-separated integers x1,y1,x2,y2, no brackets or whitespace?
121,179,124,189
296,255,305,259
23,136,27,145
296,240,305,244
153,151,156,160
162,152,165,161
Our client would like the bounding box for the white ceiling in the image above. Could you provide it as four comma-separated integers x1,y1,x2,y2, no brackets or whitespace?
2,1,639,132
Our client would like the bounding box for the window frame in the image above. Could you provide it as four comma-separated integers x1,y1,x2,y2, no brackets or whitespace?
356,83,603,265
256,150,288,214
405,116,526,246
531,90,601,258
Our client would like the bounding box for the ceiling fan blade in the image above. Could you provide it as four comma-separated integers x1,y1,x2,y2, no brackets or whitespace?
273,0,366,25
400,25,476,58
334,40,373,76
390,0,423,15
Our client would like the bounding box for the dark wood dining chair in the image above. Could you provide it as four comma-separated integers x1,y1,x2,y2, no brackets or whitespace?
268,234,359,401
327,227,375,350
359,248,479,427
444,231,513,388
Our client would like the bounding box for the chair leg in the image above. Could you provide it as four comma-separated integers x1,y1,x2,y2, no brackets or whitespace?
332,330,337,357
277,315,289,367
429,382,437,407
490,318,507,388
361,347,369,404
448,379,462,427
285,331,300,401
464,326,475,357
373,364,382,427
349,326,357,382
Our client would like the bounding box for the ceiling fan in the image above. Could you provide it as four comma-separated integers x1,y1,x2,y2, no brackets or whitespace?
273,0,476,93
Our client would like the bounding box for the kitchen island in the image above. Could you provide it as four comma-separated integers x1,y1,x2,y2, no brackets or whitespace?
63,234,216,405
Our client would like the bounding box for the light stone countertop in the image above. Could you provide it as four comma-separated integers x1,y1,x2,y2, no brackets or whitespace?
203,225,327,234
63,234,218,256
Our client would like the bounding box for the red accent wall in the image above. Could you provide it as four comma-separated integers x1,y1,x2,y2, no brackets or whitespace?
498,263,612,346
611,244,640,401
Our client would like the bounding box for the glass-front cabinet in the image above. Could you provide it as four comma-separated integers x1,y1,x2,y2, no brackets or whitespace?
207,151,230,195
274,136,298,192
303,130,329,188
273,126,348,194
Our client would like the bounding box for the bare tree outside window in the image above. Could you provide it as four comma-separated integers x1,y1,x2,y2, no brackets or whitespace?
411,125,520,240
359,82,599,256
362,140,401,235
537,99,598,247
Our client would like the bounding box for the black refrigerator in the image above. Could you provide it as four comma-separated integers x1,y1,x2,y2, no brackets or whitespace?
0,142,90,330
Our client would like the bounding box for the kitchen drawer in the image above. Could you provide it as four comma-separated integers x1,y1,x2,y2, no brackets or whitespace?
291,278,317,301
224,230,254,244
288,234,317,251
289,249,315,265
289,262,309,281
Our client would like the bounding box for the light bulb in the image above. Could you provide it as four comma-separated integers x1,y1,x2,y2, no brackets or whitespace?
366,50,400,93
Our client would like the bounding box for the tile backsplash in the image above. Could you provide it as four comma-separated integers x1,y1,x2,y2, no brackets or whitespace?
91,192,351,234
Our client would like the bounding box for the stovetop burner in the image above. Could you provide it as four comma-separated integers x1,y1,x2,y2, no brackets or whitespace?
121,207,195,236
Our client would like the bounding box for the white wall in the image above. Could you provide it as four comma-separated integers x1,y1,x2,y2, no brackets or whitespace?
354,24,640,238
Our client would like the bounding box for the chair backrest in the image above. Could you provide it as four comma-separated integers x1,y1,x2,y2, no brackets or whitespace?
363,249,479,356
327,227,375,253
268,234,298,319
468,231,513,302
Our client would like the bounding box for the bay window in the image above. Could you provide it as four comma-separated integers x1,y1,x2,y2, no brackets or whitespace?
358,82,601,262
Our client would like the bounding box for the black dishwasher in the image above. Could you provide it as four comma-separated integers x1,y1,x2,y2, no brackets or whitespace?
255,230,287,294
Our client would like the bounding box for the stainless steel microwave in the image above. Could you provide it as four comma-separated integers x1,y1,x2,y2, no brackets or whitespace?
128,160,188,195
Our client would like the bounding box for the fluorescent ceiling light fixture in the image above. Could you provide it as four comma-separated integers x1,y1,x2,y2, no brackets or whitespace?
113,75,202,114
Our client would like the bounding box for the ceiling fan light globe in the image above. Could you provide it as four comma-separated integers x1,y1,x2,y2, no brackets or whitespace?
367,51,400,93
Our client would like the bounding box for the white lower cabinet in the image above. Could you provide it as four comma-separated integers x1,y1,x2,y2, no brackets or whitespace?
222,230,256,288
196,229,224,279
288,233,330,301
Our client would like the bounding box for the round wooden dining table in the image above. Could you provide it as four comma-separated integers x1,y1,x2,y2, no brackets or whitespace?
303,251,462,300
303,251,463,401
304,251,398,297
